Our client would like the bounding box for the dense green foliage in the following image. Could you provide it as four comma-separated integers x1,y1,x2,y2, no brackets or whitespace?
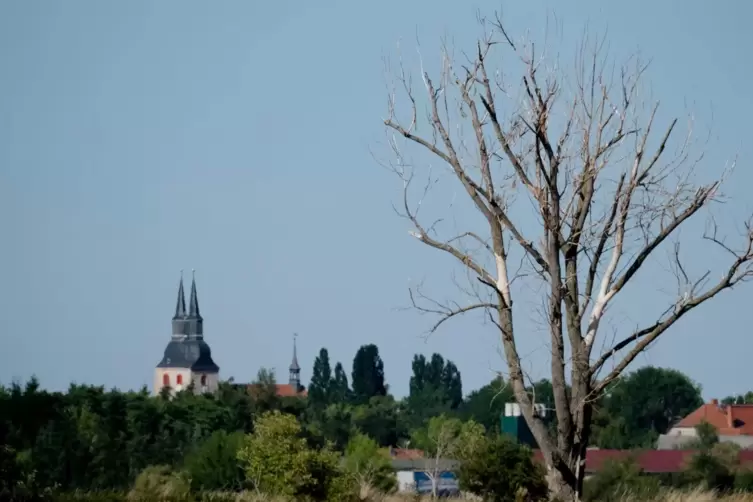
184,430,245,491
308,348,333,409
458,435,548,502
0,341,725,500
236,411,341,499
341,433,396,494
592,367,704,449
350,344,387,405
583,457,662,502
583,422,753,501
405,354,463,430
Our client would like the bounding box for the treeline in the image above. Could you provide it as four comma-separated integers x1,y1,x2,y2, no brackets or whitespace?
0,342,730,498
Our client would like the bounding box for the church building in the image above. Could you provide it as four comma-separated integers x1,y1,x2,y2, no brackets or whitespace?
153,272,220,395
243,335,308,398
279,335,307,397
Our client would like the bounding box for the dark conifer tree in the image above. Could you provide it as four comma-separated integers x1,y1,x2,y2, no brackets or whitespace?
330,362,351,404
351,344,386,404
308,348,333,408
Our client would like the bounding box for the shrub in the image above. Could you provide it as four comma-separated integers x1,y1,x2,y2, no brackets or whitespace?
237,411,312,497
237,411,349,501
184,430,246,492
583,457,661,502
736,469,753,493
342,433,397,496
51,491,127,502
457,435,547,502
127,465,191,501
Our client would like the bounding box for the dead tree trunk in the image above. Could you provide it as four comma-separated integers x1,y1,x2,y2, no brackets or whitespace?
381,12,753,500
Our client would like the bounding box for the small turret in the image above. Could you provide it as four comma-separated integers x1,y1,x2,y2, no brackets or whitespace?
289,333,301,391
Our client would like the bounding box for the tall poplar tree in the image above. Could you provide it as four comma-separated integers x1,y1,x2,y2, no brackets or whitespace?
351,344,387,404
330,362,350,404
308,348,333,408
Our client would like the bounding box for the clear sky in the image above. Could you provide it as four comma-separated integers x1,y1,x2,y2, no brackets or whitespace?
1,0,751,400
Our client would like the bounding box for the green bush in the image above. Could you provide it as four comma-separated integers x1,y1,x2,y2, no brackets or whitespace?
457,435,548,502
583,457,661,502
341,433,396,495
683,451,736,492
127,465,191,502
237,411,351,501
298,447,349,502
50,491,127,502
184,431,246,492
735,469,753,493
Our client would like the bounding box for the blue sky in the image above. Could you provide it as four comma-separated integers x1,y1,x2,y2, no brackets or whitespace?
1,0,751,399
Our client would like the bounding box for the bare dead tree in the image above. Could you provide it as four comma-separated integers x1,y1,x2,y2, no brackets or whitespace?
380,12,753,500
415,416,484,499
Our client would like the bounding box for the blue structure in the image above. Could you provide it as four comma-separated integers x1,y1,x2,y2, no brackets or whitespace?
413,471,459,496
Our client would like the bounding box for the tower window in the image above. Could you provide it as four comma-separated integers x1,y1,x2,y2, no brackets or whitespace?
176,374,183,385
200,375,207,386
163,374,170,386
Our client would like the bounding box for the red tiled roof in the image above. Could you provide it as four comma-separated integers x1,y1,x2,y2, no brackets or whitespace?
388,446,753,474
675,400,753,435
274,384,307,398
244,383,307,398
390,448,424,460
532,449,753,474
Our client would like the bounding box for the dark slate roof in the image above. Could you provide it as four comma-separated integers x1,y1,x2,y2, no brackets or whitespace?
157,339,219,372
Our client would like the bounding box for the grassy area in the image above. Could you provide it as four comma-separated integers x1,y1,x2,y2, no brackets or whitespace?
37,488,753,502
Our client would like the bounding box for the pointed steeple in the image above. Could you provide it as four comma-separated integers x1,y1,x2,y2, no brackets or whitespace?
171,272,189,337
173,271,186,319
289,333,301,391
188,270,201,319
290,334,300,371
187,270,204,338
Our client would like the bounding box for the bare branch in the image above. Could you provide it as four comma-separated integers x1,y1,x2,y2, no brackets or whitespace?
591,224,753,390
409,288,497,333
381,10,751,499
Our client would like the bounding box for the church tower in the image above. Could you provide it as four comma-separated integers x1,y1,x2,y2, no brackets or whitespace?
289,334,301,392
154,272,220,396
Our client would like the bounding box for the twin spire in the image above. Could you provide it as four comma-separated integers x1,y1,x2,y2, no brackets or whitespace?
172,270,203,338
173,274,186,319
172,274,299,386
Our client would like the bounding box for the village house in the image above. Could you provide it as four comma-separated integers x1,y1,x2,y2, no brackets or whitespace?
242,334,308,399
658,399,753,449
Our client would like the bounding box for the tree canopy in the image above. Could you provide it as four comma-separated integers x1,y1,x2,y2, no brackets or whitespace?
351,344,387,404
0,347,734,500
